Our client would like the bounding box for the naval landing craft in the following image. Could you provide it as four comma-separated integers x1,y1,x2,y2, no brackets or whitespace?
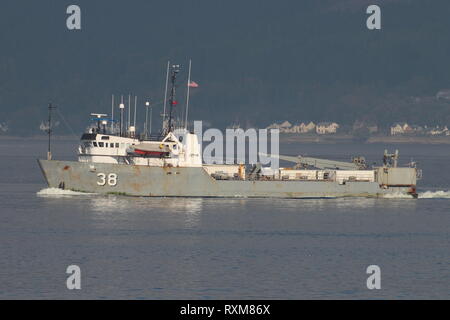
38,64,421,198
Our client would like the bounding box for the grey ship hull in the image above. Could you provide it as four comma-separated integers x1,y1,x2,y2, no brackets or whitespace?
38,160,416,198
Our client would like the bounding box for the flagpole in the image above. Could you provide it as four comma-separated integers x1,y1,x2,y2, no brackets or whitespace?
184,59,192,130
128,94,131,131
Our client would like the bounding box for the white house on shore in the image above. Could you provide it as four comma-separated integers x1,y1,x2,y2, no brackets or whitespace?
428,126,449,136
390,123,449,136
298,121,316,133
316,122,339,134
390,123,413,135
436,89,450,101
0,122,8,134
266,121,316,133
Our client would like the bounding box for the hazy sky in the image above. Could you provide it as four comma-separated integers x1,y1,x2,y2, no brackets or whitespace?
1,0,450,134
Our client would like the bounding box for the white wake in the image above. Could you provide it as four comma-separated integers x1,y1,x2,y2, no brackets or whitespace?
36,188,450,199
36,188,95,197
383,190,450,199
419,190,450,199
382,193,414,199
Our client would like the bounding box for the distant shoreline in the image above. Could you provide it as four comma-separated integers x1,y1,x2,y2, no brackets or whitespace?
366,136,450,144
279,134,450,144
0,135,78,141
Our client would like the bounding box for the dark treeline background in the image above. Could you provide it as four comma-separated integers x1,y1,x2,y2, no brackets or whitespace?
1,0,450,135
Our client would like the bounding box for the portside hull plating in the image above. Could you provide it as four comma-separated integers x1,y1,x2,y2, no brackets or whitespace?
38,160,415,198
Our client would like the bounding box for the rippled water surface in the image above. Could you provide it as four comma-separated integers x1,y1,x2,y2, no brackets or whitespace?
0,138,449,299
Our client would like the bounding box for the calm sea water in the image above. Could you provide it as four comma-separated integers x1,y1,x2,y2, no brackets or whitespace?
0,138,449,299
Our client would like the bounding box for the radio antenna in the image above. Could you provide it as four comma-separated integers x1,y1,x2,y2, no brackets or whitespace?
46,103,57,160
134,95,137,127
128,94,131,130
111,94,115,132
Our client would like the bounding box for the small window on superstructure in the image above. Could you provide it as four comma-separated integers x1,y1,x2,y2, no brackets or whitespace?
93,142,98,147
116,143,119,148
99,142,104,147
110,143,114,148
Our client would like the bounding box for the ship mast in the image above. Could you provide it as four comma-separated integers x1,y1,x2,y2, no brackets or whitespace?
166,64,180,134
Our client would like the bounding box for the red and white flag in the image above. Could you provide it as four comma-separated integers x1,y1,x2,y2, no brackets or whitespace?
188,81,199,88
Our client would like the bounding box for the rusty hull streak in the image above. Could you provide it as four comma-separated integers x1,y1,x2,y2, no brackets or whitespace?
69,171,81,181
129,182,143,193
61,164,81,183
133,165,142,174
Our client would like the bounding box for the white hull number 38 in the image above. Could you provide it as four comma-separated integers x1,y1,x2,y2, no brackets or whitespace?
97,173,118,186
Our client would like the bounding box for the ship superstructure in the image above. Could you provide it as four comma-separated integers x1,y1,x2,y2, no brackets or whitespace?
76,64,202,169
